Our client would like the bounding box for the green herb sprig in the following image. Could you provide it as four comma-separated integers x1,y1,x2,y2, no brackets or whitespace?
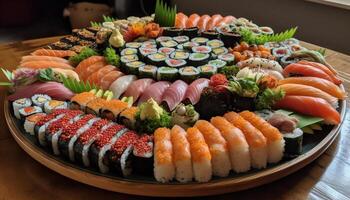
69,47,98,66
240,27,298,45
61,75,98,93
103,47,120,66
154,0,177,27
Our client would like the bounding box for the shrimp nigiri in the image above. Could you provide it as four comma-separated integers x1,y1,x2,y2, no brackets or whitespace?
283,63,334,83
239,111,285,164
274,95,341,125
185,13,200,28
197,15,211,31
224,112,268,169
298,61,342,85
206,14,223,31
175,12,188,29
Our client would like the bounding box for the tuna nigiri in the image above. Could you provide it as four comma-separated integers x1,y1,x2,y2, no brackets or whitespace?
224,112,268,169
170,125,193,182
278,77,346,100
80,61,107,81
194,120,231,177
274,95,341,125
20,55,71,65
276,83,339,108
186,127,212,182
197,15,211,31
210,116,251,172
31,49,77,57
99,71,124,90
123,78,155,103
216,15,236,27
19,61,74,70
109,75,137,99
138,81,171,105
298,61,342,85
162,80,188,111
185,13,200,28
283,63,334,83
175,12,188,29
154,127,175,183
206,14,223,31
183,78,210,105
75,56,106,75
239,111,285,164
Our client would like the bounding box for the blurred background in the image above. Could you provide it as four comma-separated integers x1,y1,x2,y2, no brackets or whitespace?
0,0,349,54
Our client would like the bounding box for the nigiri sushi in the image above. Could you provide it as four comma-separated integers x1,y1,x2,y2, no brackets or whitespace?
100,99,129,121
80,61,107,81
183,78,209,105
70,92,97,111
216,15,236,27
123,78,155,103
197,15,211,32
154,127,175,183
19,61,74,70
298,60,341,84
185,13,200,28
224,112,268,169
239,111,285,164
20,55,71,65
276,83,339,108
283,63,334,83
86,65,116,85
206,14,223,31
75,56,106,75
274,95,341,125
175,12,188,29
237,57,283,73
99,71,124,90
109,75,137,99
278,77,346,100
170,125,193,182
210,116,251,172
138,81,170,105
31,49,77,58
186,127,212,182
194,120,231,177
162,80,188,111
51,68,80,82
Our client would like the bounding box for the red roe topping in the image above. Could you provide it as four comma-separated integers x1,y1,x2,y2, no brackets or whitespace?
47,112,81,134
60,114,95,141
133,134,153,157
95,124,125,148
24,107,35,113
36,109,81,126
111,131,139,155
78,119,109,144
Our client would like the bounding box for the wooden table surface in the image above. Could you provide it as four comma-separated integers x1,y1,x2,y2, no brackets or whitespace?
0,37,349,200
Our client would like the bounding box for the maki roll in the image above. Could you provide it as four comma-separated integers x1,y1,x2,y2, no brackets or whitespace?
283,128,303,156
77,40,97,50
24,113,46,135
86,26,101,33
160,40,178,48
208,59,227,70
280,56,298,67
170,50,190,60
192,46,212,54
218,53,235,65
207,39,224,49
121,48,138,56
188,53,210,66
283,38,299,46
183,41,199,51
75,29,96,41
212,47,229,58
70,45,85,54
125,42,142,49
139,48,157,60
198,65,218,78
173,35,190,44
272,47,291,60
182,27,199,39
100,99,129,122
165,59,187,68
118,107,138,130
13,98,32,119
259,26,274,35
156,36,172,45
220,31,241,47
179,66,200,83
201,30,219,40
132,134,154,175
125,61,145,75
177,43,184,50
264,41,281,49
191,37,209,45
141,43,157,49
31,94,52,109
60,35,80,45
49,41,72,50
44,100,68,114
70,92,97,111
158,47,175,56
139,65,158,79
121,54,139,68
157,67,179,82
18,106,43,121
147,53,167,66
89,124,128,173
85,98,107,115
162,27,183,37
289,44,306,52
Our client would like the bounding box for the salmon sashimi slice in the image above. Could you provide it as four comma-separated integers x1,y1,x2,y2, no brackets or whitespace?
19,61,73,70
31,49,77,57
99,71,124,90
75,56,106,75
197,15,211,31
216,15,236,27
274,95,340,125
86,65,117,85
297,61,342,84
205,14,223,31
185,13,200,28
20,55,71,65
283,63,334,83
80,61,107,81
175,12,188,29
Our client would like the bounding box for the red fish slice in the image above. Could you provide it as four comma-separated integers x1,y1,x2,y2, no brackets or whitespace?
31,49,77,58
184,78,210,104
99,71,124,90
123,78,155,103
162,80,188,111
138,81,171,105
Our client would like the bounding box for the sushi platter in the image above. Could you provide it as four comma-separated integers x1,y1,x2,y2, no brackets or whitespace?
1,1,347,197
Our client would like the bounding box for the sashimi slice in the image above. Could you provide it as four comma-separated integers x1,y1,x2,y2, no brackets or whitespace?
185,13,200,28
206,14,223,31
283,63,334,83
86,65,116,85
20,56,71,65
19,61,73,70
123,78,155,103
162,80,188,111
175,12,188,29
109,75,137,99
274,95,340,125
8,81,74,101
99,71,124,90
80,61,107,81
31,49,77,57
197,15,211,31
216,15,236,27
138,81,171,105
297,61,342,85
183,78,209,104
75,56,106,75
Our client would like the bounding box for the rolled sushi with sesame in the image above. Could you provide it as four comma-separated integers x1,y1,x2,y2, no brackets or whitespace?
162,27,182,37
207,39,224,49
288,44,306,52
19,106,43,121
165,59,187,68
173,35,189,44
157,67,179,82
192,46,212,54
121,48,138,56
125,42,142,49
183,41,199,51
218,53,235,65
139,65,158,79
272,46,291,60
156,36,172,45
191,37,209,45
158,47,175,56
31,94,52,109
188,53,210,66
198,65,218,78
139,48,157,60
179,66,200,83
24,113,46,135
44,100,68,114
147,53,167,66
170,50,190,60
13,98,32,119
160,40,178,48
208,59,227,70
212,47,229,59
125,61,145,75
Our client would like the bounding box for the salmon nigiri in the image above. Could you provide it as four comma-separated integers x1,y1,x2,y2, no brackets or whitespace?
210,116,251,172
274,95,341,125
197,15,211,31
206,14,223,31
278,77,347,100
216,15,236,27
224,112,268,169
80,61,106,81
194,120,231,177
75,56,106,75
19,61,73,70
239,111,285,164
99,71,124,90
298,61,341,85
86,65,116,85
185,13,200,28
283,63,334,83
175,12,188,29
277,83,339,108
21,55,71,65
31,49,77,57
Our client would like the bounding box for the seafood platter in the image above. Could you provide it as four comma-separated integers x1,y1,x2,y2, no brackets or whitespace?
1,1,347,196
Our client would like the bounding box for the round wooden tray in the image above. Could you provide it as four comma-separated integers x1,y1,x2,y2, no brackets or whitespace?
4,94,347,197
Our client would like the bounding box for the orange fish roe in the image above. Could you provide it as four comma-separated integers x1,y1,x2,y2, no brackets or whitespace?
120,107,137,120
78,119,109,145
94,124,126,148
71,92,96,106
110,131,139,155
60,114,95,141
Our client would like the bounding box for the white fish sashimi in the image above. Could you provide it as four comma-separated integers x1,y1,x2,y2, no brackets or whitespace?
237,57,283,73
109,75,137,99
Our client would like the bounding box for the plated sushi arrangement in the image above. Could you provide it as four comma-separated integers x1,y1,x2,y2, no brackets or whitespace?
1,0,346,191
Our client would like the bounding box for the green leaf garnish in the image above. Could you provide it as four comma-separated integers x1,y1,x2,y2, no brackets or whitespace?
38,68,54,82
1,68,13,81
290,113,323,129
61,74,98,93
69,47,99,66
255,88,285,110
154,0,177,27
239,27,298,45
0,82,13,86
316,48,326,56
103,47,120,66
